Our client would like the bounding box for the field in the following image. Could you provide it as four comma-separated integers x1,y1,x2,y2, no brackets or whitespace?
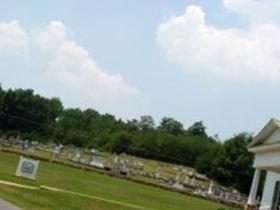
0,151,239,210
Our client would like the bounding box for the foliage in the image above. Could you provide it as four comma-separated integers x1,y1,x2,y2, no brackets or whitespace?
195,133,254,193
187,121,207,137
158,117,184,135
0,88,62,139
138,115,155,131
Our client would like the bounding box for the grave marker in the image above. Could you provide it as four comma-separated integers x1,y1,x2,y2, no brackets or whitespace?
73,152,81,162
90,155,104,168
184,175,189,184
191,176,196,187
208,180,214,195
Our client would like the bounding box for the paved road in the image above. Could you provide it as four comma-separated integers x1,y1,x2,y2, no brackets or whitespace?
0,199,21,210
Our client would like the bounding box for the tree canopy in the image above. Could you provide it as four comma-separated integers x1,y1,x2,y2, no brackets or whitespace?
187,121,207,137
158,117,184,135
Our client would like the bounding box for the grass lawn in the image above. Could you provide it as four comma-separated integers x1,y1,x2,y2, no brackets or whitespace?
0,152,238,210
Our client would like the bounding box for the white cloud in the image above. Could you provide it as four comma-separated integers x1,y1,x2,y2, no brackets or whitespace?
223,0,280,23
0,20,29,55
35,21,68,51
0,20,139,116
156,3,280,81
35,21,139,104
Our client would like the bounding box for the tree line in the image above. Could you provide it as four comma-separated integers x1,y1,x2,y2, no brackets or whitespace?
0,86,254,193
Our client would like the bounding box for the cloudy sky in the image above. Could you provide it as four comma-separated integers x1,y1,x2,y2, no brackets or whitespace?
1,0,280,139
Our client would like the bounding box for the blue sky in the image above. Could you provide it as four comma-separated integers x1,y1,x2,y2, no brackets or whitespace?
1,0,280,139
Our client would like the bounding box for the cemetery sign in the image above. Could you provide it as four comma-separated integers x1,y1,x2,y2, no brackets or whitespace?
15,156,39,180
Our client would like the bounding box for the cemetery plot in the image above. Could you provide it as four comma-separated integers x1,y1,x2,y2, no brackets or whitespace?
0,152,239,210
0,135,247,207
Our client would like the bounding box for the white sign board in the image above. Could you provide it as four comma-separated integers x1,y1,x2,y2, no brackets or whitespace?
15,156,39,180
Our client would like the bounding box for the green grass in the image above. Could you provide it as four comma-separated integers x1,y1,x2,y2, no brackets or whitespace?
0,152,238,210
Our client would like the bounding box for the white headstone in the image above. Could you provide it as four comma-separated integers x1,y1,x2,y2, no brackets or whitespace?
15,156,39,180
184,175,189,184
219,189,224,198
173,182,184,190
73,152,81,162
54,144,63,155
208,180,214,195
237,193,240,201
114,156,119,163
90,156,104,168
155,166,161,180
175,172,180,182
28,146,35,153
191,176,196,187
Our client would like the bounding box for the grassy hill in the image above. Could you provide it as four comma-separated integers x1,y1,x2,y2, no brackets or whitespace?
0,152,238,210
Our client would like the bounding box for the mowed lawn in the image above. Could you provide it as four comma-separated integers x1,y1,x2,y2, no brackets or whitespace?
0,152,237,210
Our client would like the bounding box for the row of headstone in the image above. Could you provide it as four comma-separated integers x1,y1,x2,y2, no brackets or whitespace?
105,153,146,176
90,154,104,168
72,150,81,162
151,163,199,190
0,134,40,153
69,147,105,169
203,180,247,204
53,144,63,158
4,138,138,177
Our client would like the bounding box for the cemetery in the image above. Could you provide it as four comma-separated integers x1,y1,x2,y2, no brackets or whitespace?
0,134,243,209
2,0,280,206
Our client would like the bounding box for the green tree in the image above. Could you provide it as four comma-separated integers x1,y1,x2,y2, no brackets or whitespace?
1,88,63,134
158,117,184,135
139,115,155,131
83,108,100,129
209,133,254,193
0,84,4,130
187,121,207,137
56,108,85,130
110,131,133,154
126,119,139,131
